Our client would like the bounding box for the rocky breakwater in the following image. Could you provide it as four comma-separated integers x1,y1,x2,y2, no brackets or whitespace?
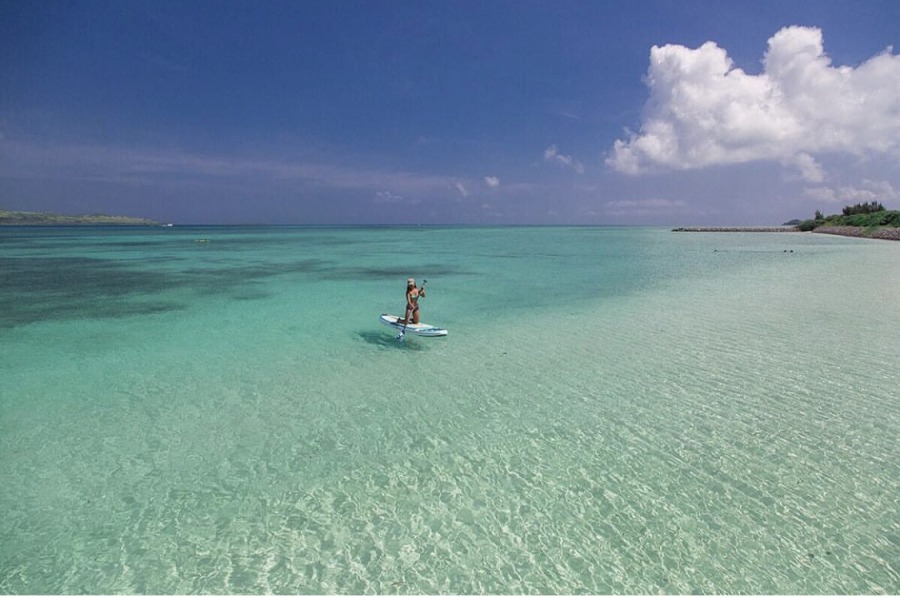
813,226,900,241
672,227,799,233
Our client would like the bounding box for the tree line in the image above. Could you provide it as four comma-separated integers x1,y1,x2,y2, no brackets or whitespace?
840,201,885,216
800,202,898,231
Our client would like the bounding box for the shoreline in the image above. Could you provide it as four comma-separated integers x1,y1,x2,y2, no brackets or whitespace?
672,226,899,241
0,222,163,227
0,209,160,226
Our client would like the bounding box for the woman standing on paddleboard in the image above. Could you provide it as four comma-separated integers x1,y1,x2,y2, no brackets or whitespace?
403,277,425,324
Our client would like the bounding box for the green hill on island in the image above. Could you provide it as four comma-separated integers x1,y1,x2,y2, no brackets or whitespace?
798,202,900,237
0,208,160,226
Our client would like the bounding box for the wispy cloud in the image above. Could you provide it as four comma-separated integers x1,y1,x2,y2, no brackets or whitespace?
0,137,467,199
785,153,825,183
803,179,899,204
374,190,419,204
484,176,500,188
604,198,687,216
544,145,585,174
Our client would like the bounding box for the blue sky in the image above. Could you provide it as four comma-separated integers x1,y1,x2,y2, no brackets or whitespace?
2,0,899,225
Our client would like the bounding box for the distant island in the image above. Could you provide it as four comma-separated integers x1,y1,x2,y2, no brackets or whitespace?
674,202,900,241
0,208,161,226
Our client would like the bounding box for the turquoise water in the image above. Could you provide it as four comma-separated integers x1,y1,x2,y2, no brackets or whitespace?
1,226,898,594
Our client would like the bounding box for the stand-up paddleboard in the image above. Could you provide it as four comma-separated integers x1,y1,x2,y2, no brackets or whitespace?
380,314,448,337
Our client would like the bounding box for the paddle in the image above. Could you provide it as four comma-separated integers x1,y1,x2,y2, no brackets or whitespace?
397,279,427,341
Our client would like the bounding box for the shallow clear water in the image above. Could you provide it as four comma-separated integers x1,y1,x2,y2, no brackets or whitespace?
1,226,898,594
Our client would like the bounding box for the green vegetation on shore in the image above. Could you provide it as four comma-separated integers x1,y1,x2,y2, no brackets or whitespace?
0,208,160,226
798,202,900,234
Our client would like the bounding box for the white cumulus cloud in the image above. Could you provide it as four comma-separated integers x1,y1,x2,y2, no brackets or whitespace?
608,26,900,176
484,176,500,188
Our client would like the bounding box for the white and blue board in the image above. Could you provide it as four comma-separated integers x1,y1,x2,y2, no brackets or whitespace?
380,314,448,337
